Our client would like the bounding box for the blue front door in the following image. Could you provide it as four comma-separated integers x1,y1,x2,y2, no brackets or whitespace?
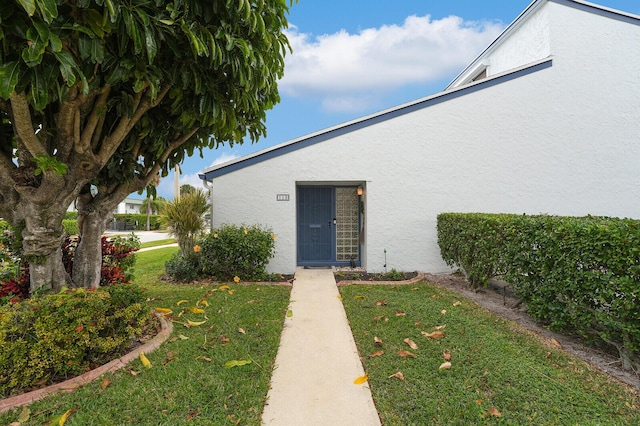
297,186,334,265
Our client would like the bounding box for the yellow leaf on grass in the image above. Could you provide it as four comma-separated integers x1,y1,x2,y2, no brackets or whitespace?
404,338,418,350
228,289,236,295
353,375,368,384
453,300,462,306
395,311,406,316
369,350,384,357
154,307,173,315
176,300,189,306
18,406,30,423
186,319,207,327
101,378,111,389
224,359,252,369
198,299,209,307
219,285,230,290
140,352,152,368
354,295,365,299
421,331,445,339
336,294,343,301
433,324,446,330
178,334,189,340
388,371,405,380
286,310,293,317
238,327,246,334
59,408,78,426
439,361,452,370
189,307,205,314
441,309,447,315
196,356,212,362
397,350,417,358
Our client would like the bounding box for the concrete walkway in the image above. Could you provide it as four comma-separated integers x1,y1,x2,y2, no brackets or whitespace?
262,268,381,426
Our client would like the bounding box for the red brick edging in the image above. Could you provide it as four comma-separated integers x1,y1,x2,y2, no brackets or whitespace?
336,272,425,287
0,315,173,414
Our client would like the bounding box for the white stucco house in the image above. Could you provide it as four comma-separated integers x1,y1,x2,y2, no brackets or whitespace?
199,0,640,274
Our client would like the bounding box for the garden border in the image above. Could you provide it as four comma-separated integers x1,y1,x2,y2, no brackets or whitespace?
335,272,425,287
0,315,173,414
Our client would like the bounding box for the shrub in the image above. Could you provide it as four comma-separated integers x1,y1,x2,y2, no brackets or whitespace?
0,286,154,397
199,224,276,281
437,213,515,288
112,214,162,230
165,252,201,282
62,219,79,235
161,190,209,255
64,211,79,220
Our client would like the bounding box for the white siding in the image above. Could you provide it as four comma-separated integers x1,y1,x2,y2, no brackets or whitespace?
207,2,640,274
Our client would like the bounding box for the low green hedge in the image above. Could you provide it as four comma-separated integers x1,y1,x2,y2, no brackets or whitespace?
0,285,155,397
437,212,640,371
63,219,79,235
112,214,162,230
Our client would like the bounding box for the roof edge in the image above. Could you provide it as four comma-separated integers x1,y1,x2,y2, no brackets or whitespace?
199,57,553,181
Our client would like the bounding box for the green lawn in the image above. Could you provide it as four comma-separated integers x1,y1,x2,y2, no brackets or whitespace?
139,238,176,249
0,247,291,425
341,283,640,425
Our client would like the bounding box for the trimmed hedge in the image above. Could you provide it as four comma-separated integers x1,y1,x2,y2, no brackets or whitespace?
63,219,79,235
437,213,640,371
112,214,162,231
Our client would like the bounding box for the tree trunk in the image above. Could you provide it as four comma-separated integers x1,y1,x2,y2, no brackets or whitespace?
146,197,151,231
21,213,70,293
72,210,113,289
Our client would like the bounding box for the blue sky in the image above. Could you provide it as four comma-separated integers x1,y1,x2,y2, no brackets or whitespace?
155,0,640,199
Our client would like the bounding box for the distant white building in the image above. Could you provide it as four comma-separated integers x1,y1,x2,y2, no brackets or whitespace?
67,197,147,215
199,0,640,274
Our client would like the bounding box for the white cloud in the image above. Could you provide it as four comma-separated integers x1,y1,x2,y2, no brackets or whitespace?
280,15,504,112
209,153,240,167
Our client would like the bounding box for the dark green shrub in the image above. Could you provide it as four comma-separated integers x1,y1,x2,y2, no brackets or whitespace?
165,252,201,282
0,286,154,397
437,213,516,288
199,224,276,281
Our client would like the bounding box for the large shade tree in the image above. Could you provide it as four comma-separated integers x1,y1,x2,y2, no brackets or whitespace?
0,0,292,292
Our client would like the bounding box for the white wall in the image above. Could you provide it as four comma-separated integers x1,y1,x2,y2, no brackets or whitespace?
209,3,640,274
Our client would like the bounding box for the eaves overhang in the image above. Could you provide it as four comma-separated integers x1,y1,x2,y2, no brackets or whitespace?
199,58,553,182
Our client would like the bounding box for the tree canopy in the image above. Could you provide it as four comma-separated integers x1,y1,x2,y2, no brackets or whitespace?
0,0,293,291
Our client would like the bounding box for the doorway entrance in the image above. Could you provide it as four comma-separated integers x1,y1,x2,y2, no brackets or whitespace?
297,186,361,267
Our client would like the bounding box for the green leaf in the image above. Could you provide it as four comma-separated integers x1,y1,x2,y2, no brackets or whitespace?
143,26,157,62
16,0,36,16
36,0,58,24
0,61,20,98
49,32,62,52
224,359,252,369
53,50,78,86
30,68,48,110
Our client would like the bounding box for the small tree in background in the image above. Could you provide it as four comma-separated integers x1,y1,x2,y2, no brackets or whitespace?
161,189,209,255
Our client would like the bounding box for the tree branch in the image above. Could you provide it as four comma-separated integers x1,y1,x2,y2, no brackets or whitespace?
9,92,46,158
97,84,172,165
79,85,111,154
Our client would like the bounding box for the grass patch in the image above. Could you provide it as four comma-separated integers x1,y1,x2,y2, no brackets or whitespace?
0,248,290,425
341,283,639,425
139,239,176,249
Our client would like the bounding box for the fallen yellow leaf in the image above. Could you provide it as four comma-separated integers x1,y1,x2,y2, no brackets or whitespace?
353,375,368,384
238,327,246,334
453,301,462,306
395,311,406,316
140,352,152,368
196,356,212,362
388,371,405,380
369,350,384,357
286,309,293,317
397,350,417,358
354,295,365,299
58,408,78,426
432,324,446,330
337,294,343,301
224,359,252,368
176,300,189,306
154,307,173,315
198,299,210,307
404,338,418,350
228,289,236,295
18,406,30,423
441,309,447,315
189,307,205,314
439,361,452,370
186,319,207,327
219,285,230,290
101,378,111,389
